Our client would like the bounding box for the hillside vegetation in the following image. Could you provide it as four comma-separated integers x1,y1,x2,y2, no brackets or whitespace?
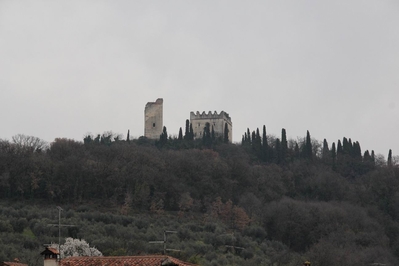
0,128,398,266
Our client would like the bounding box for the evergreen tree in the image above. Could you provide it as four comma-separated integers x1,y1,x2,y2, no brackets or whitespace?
343,137,350,154
371,150,375,164
126,130,130,142
322,139,329,160
348,138,353,156
353,141,362,160
184,119,190,140
363,150,370,160
363,150,374,172
159,126,168,146
253,128,262,157
203,122,212,147
223,123,229,143
83,135,93,144
337,140,343,155
275,138,281,164
189,123,194,140
178,127,183,140
247,128,251,143
211,125,215,141
281,128,288,164
388,149,393,167
251,131,256,146
331,142,337,170
262,125,269,162
305,130,312,160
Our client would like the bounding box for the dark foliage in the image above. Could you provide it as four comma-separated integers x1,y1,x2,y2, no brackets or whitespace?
0,130,398,266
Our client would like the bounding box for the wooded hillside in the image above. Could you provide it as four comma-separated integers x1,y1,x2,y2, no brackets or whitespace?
0,129,398,266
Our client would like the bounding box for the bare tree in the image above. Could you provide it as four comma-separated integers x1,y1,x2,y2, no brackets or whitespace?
12,134,48,152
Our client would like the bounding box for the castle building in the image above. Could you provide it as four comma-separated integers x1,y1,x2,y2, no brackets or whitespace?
144,98,163,139
190,111,232,142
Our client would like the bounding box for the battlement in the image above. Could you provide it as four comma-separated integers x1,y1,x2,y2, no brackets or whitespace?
145,98,163,108
190,110,232,142
190,111,232,123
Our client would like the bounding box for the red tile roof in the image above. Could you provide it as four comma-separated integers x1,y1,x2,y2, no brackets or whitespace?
59,256,197,266
47,248,60,255
2,262,28,266
40,247,60,255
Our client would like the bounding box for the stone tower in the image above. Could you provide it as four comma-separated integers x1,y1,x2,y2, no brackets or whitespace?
144,98,163,139
190,111,232,142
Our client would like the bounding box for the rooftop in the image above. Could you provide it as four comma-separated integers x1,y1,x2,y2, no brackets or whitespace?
59,255,197,266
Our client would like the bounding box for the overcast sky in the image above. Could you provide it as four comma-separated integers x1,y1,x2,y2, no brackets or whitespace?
1,1,398,157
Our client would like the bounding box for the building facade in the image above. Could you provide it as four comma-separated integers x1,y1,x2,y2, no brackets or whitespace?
190,111,232,142
144,98,163,139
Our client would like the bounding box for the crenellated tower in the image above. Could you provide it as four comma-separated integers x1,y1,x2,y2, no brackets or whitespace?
190,111,232,142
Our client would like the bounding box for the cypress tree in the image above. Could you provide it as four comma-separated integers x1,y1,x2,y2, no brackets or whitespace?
127,130,130,142
203,122,211,145
343,137,349,154
253,128,262,157
223,123,229,143
305,130,312,160
337,140,343,155
189,123,194,140
247,128,251,143
348,138,353,156
331,142,337,170
388,149,393,167
363,150,371,161
371,150,375,164
164,126,168,140
322,139,329,160
281,128,288,163
211,125,215,141
275,138,281,164
184,119,190,140
363,150,373,172
160,126,168,145
206,123,211,138
353,141,362,160
262,125,269,162
178,127,183,140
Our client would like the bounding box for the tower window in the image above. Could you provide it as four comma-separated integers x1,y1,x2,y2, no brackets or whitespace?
153,123,155,127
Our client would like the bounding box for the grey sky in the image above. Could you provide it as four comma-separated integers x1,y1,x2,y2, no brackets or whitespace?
1,1,398,156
